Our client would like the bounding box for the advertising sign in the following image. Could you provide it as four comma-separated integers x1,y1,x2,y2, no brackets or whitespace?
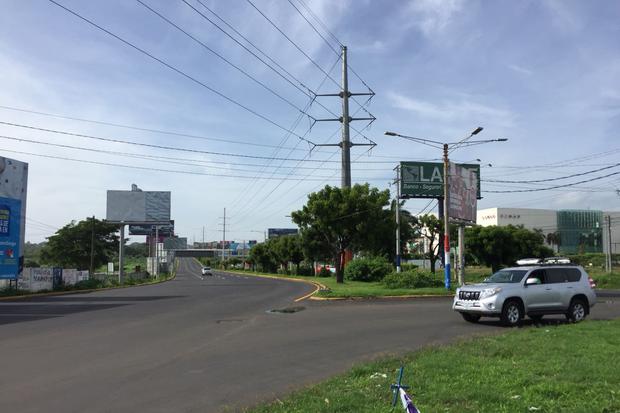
106,190,171,223
448,163,478,223
0,157,28,280
129,221,174,236
267,228,298,239
29,268,54,292
400,162,480,199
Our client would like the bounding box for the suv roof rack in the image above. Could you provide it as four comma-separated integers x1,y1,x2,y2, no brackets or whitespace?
516,257,573,266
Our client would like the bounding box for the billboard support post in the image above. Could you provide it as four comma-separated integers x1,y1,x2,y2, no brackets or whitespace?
458,225,465,286
443,144,451,290
395,165,401,273
118,224,125,284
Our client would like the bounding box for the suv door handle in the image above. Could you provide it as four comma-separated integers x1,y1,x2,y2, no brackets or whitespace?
545,288,552,290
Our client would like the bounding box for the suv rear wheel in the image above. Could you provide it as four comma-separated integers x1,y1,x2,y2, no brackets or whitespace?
501,300,523,327
566,298,588,323
461,313,481,323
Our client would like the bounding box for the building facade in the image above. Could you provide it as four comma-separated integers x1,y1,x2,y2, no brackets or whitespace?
477,208,620,254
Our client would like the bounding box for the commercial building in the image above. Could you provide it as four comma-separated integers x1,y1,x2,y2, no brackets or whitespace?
477,208,620,254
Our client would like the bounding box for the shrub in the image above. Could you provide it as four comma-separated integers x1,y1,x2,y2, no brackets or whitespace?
345,256,392,282
382,269,443,289
296,265,314,276
316,267,333,277
400,263,419,272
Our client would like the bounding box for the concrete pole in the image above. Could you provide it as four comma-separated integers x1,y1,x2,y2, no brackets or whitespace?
395,166,401,273
340,45,351,189
118,224,125,284
443,144,451,289
458,225,465,286
607,215,613,273
155,225,159,278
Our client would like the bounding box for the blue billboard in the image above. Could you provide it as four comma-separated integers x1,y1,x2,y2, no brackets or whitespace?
0,197,21,279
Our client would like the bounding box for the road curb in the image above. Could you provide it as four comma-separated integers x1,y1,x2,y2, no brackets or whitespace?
221,270,326,302
0,262,178,302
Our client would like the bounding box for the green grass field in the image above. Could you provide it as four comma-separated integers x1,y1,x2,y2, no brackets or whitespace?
245,319,620,413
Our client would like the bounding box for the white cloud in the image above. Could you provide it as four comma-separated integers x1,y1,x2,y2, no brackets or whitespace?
542,0,583,33
387,91,516,128
507,63,533,76
406,0,465,36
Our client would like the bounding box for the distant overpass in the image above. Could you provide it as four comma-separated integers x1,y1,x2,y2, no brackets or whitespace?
171,249,248,258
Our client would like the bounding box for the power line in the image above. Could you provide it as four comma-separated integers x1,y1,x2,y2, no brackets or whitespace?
46,0,315,145
226,56,342,219
0,121,324,162
0,134,347,178
289,0,373,93
294,0,343,47
0,148,340,181
190,0,316,98
286,0,339,55
484,171,620,193
0,104,312,151
136,0,312,115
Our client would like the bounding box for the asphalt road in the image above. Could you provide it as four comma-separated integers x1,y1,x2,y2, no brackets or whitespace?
1,257,619,413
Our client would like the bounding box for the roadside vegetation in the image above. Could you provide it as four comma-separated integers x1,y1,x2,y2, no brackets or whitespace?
245,319,620,413
0,271,175,298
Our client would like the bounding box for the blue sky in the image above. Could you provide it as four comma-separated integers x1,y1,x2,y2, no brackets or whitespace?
1,0,619,243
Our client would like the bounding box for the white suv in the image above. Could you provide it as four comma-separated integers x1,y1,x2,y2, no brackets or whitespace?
453,259,597,326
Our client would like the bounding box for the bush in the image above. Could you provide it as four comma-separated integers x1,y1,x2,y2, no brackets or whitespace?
316,267,333,277
344,257,392,282
400,263,419,272
296,265,314,276
382,269,444,289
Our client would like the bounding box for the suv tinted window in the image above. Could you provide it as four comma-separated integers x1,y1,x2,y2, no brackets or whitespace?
566,268,582,282
527,269,546,284
546,268,567,284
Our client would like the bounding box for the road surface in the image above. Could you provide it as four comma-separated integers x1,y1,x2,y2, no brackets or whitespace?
1,257,618,412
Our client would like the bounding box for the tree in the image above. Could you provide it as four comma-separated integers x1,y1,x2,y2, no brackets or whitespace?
248,242,277,273
466,225,554,272
271,235,304,273
291,184,391,283
413,214,443,273
357,200,417,263
40,217,119,271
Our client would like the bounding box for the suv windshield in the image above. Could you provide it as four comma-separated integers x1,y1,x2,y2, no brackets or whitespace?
483,269,527,284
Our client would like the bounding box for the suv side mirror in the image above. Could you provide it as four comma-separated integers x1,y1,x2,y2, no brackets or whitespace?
525,278,541,286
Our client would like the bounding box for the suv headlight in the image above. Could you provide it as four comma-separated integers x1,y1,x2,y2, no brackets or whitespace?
479,287,502,299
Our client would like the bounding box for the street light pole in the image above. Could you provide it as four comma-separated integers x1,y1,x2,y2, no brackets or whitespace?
385,127,505,290
443,143,451,289
395,165,402,273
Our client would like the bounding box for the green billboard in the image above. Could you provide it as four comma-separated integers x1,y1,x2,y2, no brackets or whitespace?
400,162,481,199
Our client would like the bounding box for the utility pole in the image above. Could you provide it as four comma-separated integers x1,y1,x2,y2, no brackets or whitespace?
395,165,401,273
155,225,159,278
202,226,205,246
607,215,613,273
219,208,227,264
443,144,451,289
313,45,376,188
89,215,95,277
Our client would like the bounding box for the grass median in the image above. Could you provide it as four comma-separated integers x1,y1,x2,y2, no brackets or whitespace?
228,270,454,298
245,319,620,413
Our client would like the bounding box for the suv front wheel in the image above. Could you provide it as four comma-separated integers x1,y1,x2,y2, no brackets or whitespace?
566,298,588,323
501,300,523,327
